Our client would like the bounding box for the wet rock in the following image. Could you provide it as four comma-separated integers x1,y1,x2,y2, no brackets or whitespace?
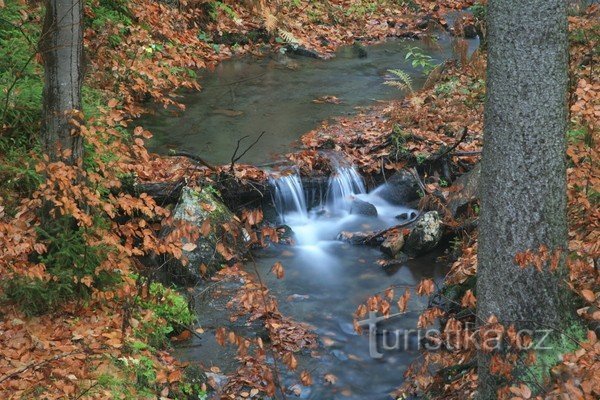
162,187,248,284
336,231,373,245
277,224,294,241
285,44,325,59
404,211,443,256
380,233,405,258
349,199,378,217
352,42,368,58
205,372,228,391
447,164,480,217
375,170,420,205
463,23,478,39
395,210,418,222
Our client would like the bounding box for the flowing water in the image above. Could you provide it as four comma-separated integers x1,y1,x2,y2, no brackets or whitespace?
157,25,479,399
176,168,448,399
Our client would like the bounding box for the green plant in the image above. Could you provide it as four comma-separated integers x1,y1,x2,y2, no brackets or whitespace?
390,125,411,160
405,46,440,75
209,1,238,21
345,1,378,17
134,281,195,348
415,152,428,164
384,69,414,92
1,217,119,316
470,2,487,21
434,77,460,96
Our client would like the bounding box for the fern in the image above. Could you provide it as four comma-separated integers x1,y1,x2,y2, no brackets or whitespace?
263,9,278,32
384,69,414,93
278,28,299,44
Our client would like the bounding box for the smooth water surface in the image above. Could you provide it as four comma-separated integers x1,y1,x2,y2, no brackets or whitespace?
144,34,478,165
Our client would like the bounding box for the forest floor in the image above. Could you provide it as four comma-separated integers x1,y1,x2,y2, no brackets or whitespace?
0,0,598,399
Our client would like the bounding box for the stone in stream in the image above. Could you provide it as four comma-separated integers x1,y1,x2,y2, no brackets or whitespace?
395,210,418,222
284,43,325,59
160,186,249,284
336,231,374,245
380,233,405,258
204,372,228,391
403,211,443,256
375,170,420,205
349,198,378,217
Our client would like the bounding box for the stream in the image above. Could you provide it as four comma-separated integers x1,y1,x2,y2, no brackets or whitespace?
147,28,479,399
144,31,477,165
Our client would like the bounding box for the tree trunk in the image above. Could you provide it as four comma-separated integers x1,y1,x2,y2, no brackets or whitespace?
39,0,84,163
476,0,570,398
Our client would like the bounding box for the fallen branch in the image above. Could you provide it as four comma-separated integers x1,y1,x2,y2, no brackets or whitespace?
170,151,216,171
360,213,421,245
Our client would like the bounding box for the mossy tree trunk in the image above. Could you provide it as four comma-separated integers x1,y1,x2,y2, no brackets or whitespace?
39,0,84,163
476,0,571,398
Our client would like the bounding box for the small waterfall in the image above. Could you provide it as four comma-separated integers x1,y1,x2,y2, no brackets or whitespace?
270,173,308,222
326,166,366,211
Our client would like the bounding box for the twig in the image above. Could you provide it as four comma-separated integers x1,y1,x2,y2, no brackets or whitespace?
229,131,266,172
431,126,469,161
170,151,216,171
0,351,83,384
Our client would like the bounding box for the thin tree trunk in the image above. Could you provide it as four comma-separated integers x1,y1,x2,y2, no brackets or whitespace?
476,0,571,398
39,0,84,163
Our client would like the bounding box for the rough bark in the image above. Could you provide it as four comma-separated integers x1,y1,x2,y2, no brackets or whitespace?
39,0,84,163
476,0,570,398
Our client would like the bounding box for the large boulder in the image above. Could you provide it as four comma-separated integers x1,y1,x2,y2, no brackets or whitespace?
349,199,378,217
162,187,248,284
374,170,420,205
404,211,443,256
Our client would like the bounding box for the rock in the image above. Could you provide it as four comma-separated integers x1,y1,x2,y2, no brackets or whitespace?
205,372,228,391
349,199,378,217
395,210,418,222
336,231,374,245
380,233,405,257
285,44,325,59
162,187,248,284
352,42,368,58
404,211,443,256
277,224,294,241
462,23,478,39
374,170,420,205
447,164,480,217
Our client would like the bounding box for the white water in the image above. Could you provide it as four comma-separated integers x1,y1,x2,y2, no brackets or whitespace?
326,166,367,212
270,167,416,251
269,173,308,222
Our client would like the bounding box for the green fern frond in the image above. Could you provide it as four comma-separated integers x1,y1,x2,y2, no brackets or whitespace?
384,69,414,93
